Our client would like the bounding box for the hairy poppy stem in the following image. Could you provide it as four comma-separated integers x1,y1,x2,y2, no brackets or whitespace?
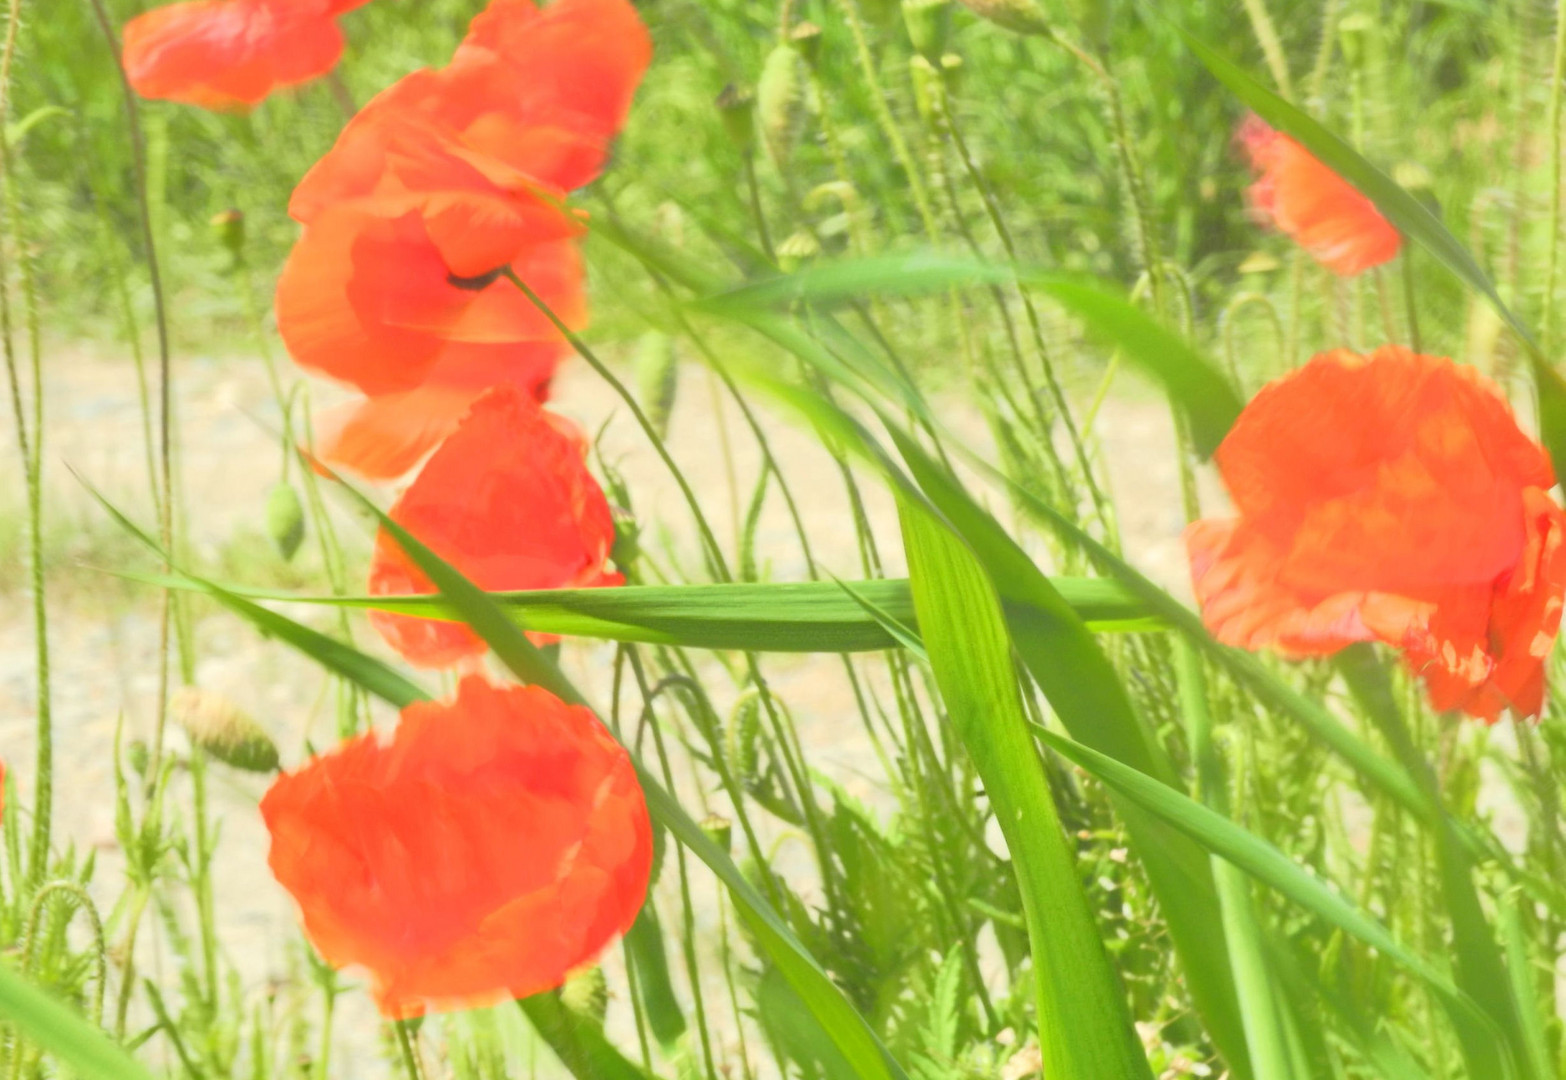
500,268,733,582
0,0,52,882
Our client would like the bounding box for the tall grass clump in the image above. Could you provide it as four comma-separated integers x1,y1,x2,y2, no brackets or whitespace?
5,1,1566,1079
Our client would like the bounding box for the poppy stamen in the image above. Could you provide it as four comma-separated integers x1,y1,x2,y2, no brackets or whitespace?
446,267,507,291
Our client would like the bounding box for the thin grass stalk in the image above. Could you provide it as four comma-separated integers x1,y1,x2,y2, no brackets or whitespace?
85,0,179,786
0,0,51,882
501,269,732,581
1241,0,1296,99
933,84,1108,522
1543,0,1566,349
628,659,720,1080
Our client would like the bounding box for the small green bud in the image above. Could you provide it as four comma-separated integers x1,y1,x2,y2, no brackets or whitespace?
1338,12,1372,68
210,208,245,259
940,52,965,96
634,331,679,440
789,20,823,69
126,739,151,782
902,0,951,61
699,814,733,854
955,0,1049,36
909,55,944,124
265,482,306,561
756,44,807,167
1393,161,1441,217
560,966,610,1023
776,230,821,273
171,688,281,773
715,84,756,153
610,505,640,574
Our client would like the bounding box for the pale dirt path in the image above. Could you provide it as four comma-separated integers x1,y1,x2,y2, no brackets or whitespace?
0,344,1203,1076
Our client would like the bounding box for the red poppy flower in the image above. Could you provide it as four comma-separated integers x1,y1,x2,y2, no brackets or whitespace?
1239,116,1402,277
261,674,652,1018
291,0,649,206
314,340,567,480
1187,346,1566,721
124,0,347,110
368,386,622,668
275,200,584,398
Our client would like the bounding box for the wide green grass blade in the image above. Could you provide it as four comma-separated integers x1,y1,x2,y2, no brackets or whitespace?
900,504,1153,1079
1175,641,1294,1080
726,374,1252,1075
1177,26,1566,476
108,573,1161,648
889,429,1252,1077
345,480,909,1080
696,254,1241,458
518,996,657,1080
0,962,157,1080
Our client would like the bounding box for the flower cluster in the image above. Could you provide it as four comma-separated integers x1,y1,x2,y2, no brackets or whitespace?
1193,122,1566,722
124,0,655,1017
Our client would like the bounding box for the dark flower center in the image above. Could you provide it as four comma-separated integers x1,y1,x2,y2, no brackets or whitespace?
447,267,506,291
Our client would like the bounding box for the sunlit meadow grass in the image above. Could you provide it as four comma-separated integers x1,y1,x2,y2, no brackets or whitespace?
3,2,1566,1079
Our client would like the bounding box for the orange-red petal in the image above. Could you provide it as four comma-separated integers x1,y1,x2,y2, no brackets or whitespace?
1216,346,1552,592
314,341,565,480
275,205,583,396
124,0,343,110
1239,117,1401,277
367,386,621,668
261,675,652,1018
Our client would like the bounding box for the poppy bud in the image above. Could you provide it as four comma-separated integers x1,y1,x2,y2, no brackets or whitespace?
1393,161,1441,219
265,482,307,562
1338,12,1372,68
610,506,641,574
715,84,756,153
940,52,965,96
789,21,823,69
902,0,951,61
909,54,944,125
210,208,245,259
171,688,281,774
634,331,679,440
560,966,610,1023
756,44,807,167
126,739,151,783
955,0,1049,36
699,814,733,854
776,230,821,273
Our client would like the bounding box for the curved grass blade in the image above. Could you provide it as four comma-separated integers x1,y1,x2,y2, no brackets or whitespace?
728,372,1252,1076
696,254,1242,458
78,482,430,709
343,478,909,1080
901,504,1154,1078
518,995,657,1080
1027,722,1514,1071
0,962,157,1080
1177,26,1566,476
107,573,1160,648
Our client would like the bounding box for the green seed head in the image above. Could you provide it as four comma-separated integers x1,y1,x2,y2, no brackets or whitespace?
902,0,952,61
756,44,807,167
715,83,756,152
265,482,306,562
171,688,281,774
